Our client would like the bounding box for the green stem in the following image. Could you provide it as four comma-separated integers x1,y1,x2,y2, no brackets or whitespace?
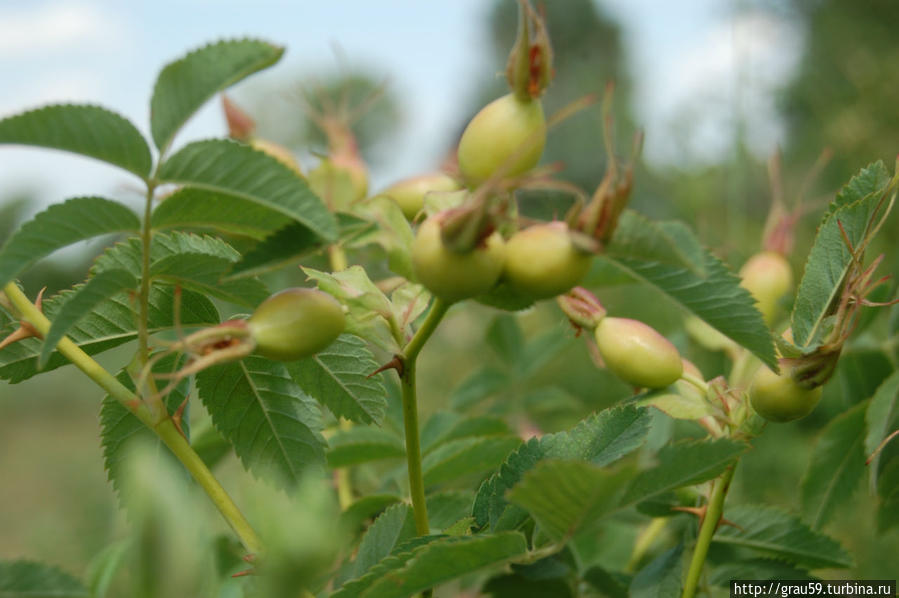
400,297,450,535
681,463,737,598
155,418,262,554
328,244,348,272
680,372,709,395
2,282,262,554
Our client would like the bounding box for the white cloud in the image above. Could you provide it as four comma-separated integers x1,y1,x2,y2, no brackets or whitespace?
633,10,803,165
0,1,127,57
0,69,105,116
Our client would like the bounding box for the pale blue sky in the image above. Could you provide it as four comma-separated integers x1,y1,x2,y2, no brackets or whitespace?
0,0,800,210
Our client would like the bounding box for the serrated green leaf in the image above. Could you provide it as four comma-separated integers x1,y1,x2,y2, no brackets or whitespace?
94,230,240,277
473,438,544,531
353,503,417,579
90,230,269,306
792,162,892,347
542,404,652,466
159,139,336,240
866,370,899,483
303,266,398,353
0,286,218,383
151,186,292,239
39,269,138,367
360,532,528,598
0,104,151,177
607,211,705,275
620,439,747,507
800,401,867,529
604,223,777,369
449,367,509,410
150,38,283,150
333,535,445,598
508,460,633,542
473,405,651,531
150,251,268,307
195,355,325,487
0,197,139,288
327,427,405,468
287,334,387,425
629,544,683,598
0,560,88,597
831,160,891,215
423,436,521,488
100,353,190,500
228,222,324,278
713,504,852,569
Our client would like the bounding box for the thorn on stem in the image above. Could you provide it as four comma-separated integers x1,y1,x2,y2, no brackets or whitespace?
0,287,47,349
369,355,404,378
172,395,190,440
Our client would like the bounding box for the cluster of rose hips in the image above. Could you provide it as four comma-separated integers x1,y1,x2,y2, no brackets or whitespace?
194,0,826,430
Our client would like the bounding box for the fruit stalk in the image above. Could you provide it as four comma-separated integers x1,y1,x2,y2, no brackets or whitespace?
400,297,450,535
681,463,737,598
2,282,263,555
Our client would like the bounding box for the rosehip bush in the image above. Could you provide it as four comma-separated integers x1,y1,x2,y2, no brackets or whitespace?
0,5,898,598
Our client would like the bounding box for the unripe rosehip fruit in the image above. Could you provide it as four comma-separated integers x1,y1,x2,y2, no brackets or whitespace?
595,317,683,388
248,288,345,361
457,93,546,186
739,251,793,326
382,173,462,220
251,139,302,174
749,365,823,423
411,215,506,303
503,222,592,299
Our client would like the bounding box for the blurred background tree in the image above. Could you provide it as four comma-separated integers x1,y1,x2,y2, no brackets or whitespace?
781,0,899,190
